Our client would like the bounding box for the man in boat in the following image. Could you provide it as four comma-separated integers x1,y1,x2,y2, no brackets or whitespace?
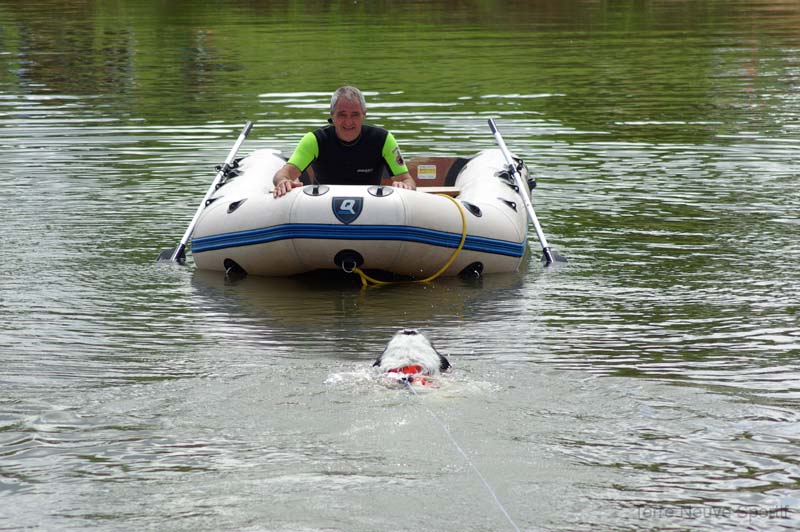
272,86,416,198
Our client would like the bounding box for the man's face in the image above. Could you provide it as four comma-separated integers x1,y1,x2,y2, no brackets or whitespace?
331,97,364,143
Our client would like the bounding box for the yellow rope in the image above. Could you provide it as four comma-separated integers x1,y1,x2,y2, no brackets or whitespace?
352,193,467,288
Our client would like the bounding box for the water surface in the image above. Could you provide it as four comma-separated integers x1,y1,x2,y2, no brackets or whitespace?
1,1,799,530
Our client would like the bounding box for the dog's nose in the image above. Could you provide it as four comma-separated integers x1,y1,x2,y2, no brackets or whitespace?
400,329,418,335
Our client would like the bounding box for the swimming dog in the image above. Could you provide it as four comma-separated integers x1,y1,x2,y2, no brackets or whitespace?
373,329,451,386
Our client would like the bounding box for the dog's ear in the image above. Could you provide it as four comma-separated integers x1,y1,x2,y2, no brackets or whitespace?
435,345,451,372
373,345,388,367
429,341,451,372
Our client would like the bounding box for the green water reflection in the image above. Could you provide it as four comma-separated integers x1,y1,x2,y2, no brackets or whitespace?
2,0,798,143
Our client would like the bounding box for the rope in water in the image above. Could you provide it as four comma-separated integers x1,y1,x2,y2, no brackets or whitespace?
351,193,468,287
404,381,522,532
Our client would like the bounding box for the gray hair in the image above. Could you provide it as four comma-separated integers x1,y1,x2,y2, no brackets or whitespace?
330,86,366,114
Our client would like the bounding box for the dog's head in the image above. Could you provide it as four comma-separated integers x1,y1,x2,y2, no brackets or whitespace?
373,329,451,385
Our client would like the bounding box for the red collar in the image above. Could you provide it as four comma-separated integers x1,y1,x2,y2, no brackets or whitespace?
388,365,432,386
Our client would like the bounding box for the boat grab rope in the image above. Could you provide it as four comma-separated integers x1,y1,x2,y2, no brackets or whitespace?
351,193,467,288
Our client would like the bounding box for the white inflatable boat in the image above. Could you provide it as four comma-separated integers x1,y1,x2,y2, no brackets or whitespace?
190,148,531,279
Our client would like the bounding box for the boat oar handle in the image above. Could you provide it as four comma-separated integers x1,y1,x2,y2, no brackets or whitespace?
161,120,254,263
488,118,564,266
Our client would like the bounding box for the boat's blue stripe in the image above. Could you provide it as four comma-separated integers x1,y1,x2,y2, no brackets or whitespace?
191,224,526,257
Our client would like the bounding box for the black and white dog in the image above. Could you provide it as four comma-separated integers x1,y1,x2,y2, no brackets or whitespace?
373,329,451,386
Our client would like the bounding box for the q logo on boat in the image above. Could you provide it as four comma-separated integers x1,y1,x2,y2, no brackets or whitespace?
332,197,363,224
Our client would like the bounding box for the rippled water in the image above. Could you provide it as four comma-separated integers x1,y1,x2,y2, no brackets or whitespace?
2,1,799,531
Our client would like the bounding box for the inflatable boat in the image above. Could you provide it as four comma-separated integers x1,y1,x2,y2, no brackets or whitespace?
189,148,532,279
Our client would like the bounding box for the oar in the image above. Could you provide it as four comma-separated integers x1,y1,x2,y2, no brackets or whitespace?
488,118,566,266
157,120,254,263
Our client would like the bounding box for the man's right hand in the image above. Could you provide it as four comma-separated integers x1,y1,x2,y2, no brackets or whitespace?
273,178,303,198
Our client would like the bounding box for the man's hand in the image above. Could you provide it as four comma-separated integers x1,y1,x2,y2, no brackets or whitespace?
273,177,303,198
391,174,416,191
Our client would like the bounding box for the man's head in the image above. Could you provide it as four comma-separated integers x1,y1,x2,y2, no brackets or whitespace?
330,86,366,143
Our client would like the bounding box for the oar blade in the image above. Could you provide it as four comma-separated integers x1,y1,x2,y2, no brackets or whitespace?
541,247,568,266
156,248,173,262
551,249,568,263
156,246,185,263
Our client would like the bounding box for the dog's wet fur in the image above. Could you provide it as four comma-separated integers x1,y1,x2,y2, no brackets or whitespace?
373,329,450,385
